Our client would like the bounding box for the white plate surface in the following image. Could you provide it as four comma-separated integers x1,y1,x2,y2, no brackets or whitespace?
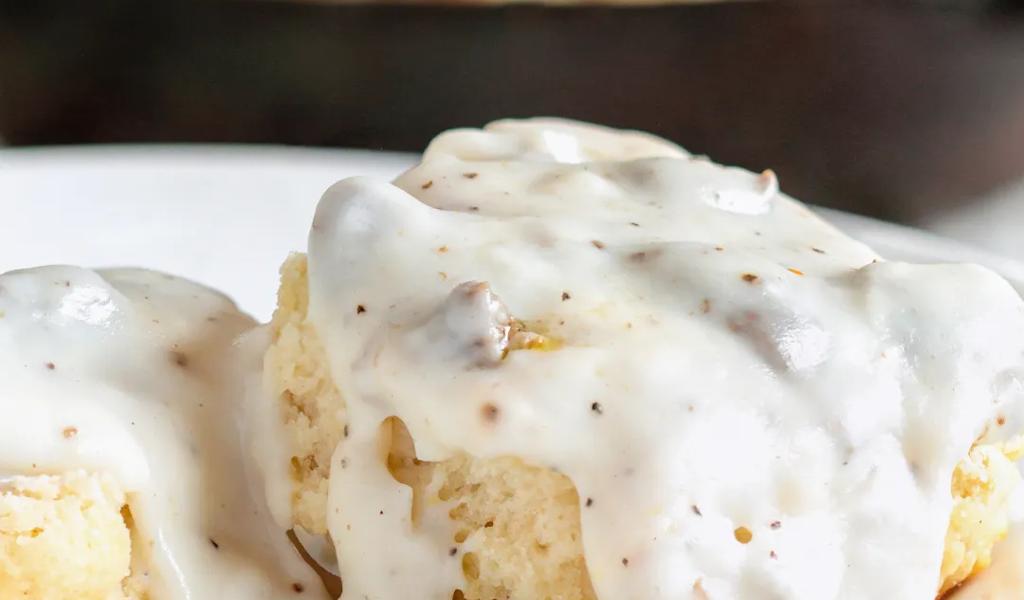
3,145,1023,321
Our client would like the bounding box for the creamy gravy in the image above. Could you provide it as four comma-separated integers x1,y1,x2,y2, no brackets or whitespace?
0,266,324,599
295,119,1024,600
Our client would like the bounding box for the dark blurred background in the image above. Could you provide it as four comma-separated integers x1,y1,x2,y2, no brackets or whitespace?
2,0,1024,224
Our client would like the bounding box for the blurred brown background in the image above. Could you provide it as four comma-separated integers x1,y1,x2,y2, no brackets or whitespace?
2,0,1024,225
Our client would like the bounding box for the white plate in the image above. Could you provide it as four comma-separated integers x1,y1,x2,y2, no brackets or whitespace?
3,145,1023,321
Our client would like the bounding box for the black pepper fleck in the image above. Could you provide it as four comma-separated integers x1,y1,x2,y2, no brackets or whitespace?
379,510,384,515
770,520,781,529
449,547,458,556
741,273,760,283
692,505,702,516
171,352,188,368
343,424,350,438
811,247,826,254
629,222,640,227
209,538,220,549
770,550,778,559
591,240,606,250
561,291,571,301
463,172,478,179
585,497,594,507
481,403,500,423
292,582,304,593
590,402,603,415
45,362,55,370
621,558,629,566
421,180,434,189
356,304,366,314
469,206,480,211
